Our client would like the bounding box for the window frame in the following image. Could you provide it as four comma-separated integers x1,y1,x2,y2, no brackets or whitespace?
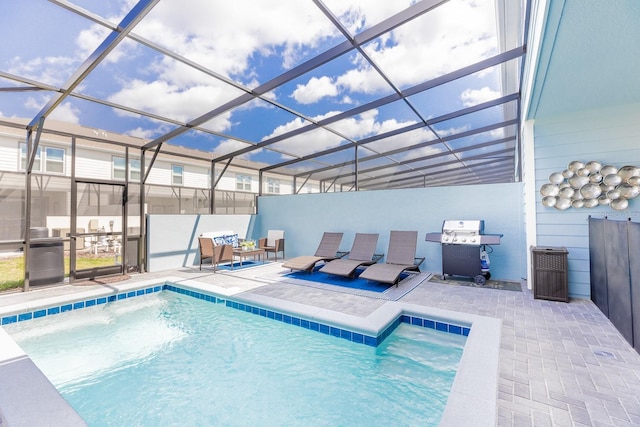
172,164,184,186
20,143,66,174
112,156,141,181
266,178,280,194
235,174,252,192
44,147,65,173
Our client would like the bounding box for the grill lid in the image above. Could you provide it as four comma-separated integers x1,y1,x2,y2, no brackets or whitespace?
425,220,502,245
442,220,484,233
441,220,485,245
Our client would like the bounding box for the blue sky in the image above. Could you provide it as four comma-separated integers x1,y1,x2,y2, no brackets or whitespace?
0,0,520,182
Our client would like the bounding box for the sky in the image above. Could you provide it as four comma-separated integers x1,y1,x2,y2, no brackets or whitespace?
0,0,522,183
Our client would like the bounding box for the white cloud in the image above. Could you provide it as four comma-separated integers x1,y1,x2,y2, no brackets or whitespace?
48,102,81,124
107,78,237,132
257,115,342,157
341,96,354,104
291,76,338,104
23,97,81,124
335,66,389,96
260,109,426,159
436,126,471,138
8,56,78,87
489,128,506,139
363,0,497,87
460,87,499,107
127,126,161,139
101,0,339,135
321,1,414,35
134,0,337,76
215,138,255,157
6,1,137,86
294,0,498,101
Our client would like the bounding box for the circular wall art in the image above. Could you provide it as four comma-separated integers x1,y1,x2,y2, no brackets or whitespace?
541,162,640,211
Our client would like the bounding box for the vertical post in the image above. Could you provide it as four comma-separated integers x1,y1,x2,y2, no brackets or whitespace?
210,161,215,214
139,148,146,273
122,147,129,274
69,137,77,283
23,130,32,292
258,170,263,196
23,117,45,291
354,145,359,192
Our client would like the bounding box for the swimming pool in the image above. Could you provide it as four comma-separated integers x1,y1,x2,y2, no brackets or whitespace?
0,277,501,426
6,289,465,426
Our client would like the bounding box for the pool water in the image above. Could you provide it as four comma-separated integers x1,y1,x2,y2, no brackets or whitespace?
5,292,466,426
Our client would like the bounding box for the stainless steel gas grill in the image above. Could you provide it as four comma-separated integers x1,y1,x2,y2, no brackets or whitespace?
426,220,502,285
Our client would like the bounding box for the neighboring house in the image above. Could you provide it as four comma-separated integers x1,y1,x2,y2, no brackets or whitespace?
0,119,318,242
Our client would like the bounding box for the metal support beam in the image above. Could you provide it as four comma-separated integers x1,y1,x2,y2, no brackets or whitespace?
296,175,311,194
142,143,163,184
69,137,77,283
23,129,33,292
27,0,159,131
354,145,359,191
138,148,146,273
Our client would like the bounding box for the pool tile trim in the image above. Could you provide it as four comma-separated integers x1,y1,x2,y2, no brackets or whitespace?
2,282,470,347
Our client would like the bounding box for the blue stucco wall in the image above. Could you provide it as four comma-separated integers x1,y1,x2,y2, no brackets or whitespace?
253,182,525,282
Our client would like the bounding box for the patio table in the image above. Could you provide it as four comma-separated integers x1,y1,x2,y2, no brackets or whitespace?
232,248,266,266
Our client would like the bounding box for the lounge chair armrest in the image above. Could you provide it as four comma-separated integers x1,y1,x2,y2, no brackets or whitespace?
372,253,384,262
257,237,267,248
336,251,350,258
275,238,285,251
414,256,425,267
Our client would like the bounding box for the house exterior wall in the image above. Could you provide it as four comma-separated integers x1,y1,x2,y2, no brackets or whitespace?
0,124,316,242
532,103,640,298
0,128,303,195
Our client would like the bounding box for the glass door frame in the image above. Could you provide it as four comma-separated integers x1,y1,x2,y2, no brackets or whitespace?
70,179,127,281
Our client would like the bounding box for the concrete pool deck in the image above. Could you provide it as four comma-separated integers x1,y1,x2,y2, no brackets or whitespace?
1,262,640,426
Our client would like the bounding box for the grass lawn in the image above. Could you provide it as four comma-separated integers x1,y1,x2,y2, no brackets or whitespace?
0,255,116,292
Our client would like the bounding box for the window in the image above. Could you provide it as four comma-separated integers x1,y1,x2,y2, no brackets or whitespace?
266,178,280,194
45,147,65,173
130,159,141,181
172,165,184,185
19,143,41,171
236,174,252,191
20,143,65,173
113,157,141,181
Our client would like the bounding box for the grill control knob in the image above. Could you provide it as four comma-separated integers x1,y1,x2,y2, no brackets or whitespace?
461,238,467,243
471,238,477,243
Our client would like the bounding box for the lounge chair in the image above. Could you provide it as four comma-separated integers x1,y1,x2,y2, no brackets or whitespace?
319,233,382,278
359,230,425,285
281,232,344,272
258,230,285,261
198,237,234,272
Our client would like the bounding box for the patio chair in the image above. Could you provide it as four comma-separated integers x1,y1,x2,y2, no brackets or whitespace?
258,230,285,261
358,230,425,285
198,237,234,272
281,232,344,272
319,233,382,278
